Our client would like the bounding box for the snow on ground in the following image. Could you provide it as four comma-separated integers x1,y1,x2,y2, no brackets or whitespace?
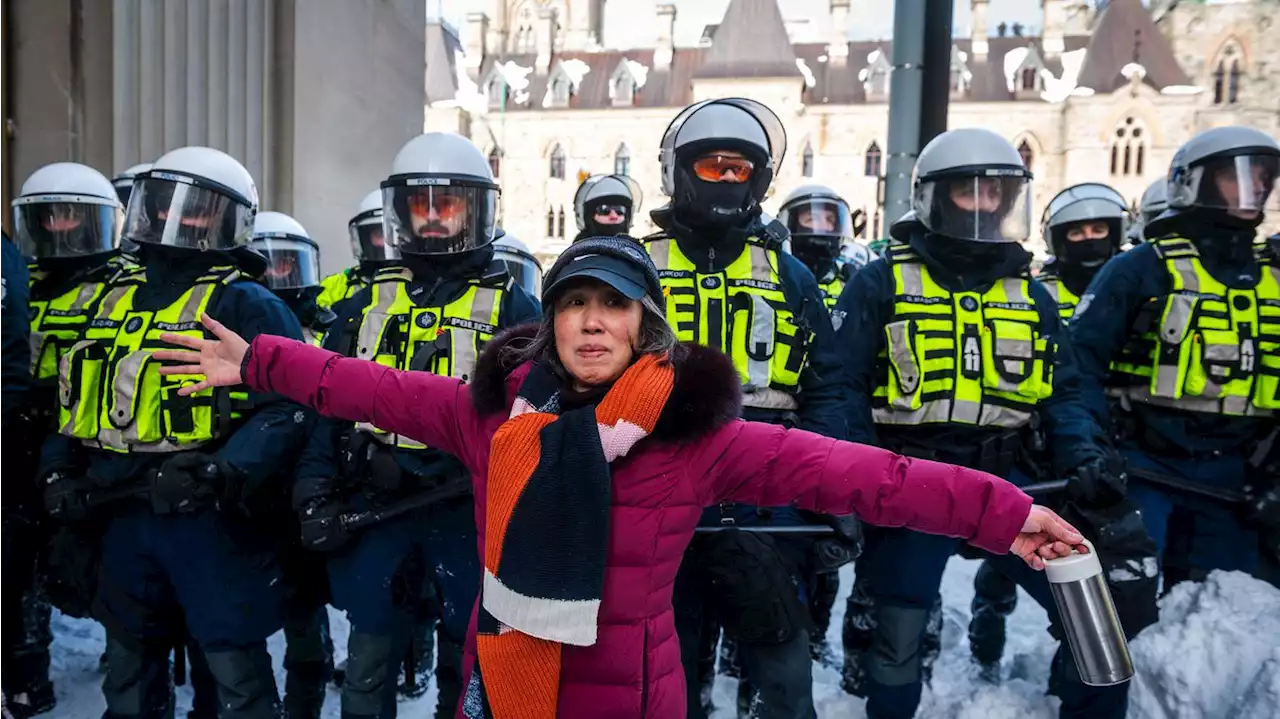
45,558,1280,718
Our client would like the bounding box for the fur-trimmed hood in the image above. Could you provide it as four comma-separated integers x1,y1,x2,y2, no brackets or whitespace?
471,324,743,441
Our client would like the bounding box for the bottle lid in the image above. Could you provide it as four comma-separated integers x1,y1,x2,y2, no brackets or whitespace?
1044,538,1102,584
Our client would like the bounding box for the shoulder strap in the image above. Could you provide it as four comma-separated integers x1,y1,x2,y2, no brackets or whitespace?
1152,236,1197,260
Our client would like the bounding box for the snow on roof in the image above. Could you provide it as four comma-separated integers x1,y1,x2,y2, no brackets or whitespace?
796,58,817,88
1041,47,1087,103
867,49,881,65
1003,46,1031,91
1120,62,1147,81
560,58,592,88
625,59,649,89
496,60,533,105
1160,84,1203,95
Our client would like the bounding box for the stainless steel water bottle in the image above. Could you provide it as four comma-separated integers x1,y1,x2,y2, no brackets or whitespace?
1044,539,1134,686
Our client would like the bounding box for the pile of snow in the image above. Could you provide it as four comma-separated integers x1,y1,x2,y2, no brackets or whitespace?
1042,47,1089,102
796,59,817,89
43,561,1280,719
495,61,533,106
1128,571,1280,719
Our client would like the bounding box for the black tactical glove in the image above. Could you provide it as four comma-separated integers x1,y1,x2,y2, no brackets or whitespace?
1062,497,1160,637
151,452,238,515
1065,453,1128,508
812,514,863,572
42,469,95,523
297,499,351,552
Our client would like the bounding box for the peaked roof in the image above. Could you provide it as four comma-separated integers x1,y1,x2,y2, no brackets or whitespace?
1075,0,1190,93
692,0,800,80
425,22,462,103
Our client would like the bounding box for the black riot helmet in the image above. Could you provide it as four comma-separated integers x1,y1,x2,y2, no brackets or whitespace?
574,174,642,239
659,98,786,232
776,184,856,279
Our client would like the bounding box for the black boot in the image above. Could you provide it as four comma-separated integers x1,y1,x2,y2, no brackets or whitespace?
968,560,1018,683
203,645,281,719
397,617,435,700
3,589,55,717
283,608,333,719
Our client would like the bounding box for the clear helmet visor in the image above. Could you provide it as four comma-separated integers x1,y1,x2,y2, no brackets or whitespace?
348,213,400,262
778,198,855,240
382,182,498,255
123,178,254,250
12,198,121,259
1184,154,1279,218
249,236,320,290
490,247,544,298
915,174,1032,243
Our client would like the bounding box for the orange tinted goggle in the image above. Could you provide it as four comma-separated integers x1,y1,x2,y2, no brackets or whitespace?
692,155,755,183
406,191,468,222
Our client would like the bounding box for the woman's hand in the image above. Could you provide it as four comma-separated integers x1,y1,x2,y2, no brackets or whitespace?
154,313,249,396
1011,505,1086,571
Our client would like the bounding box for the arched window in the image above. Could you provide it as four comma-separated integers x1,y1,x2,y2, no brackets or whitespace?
614,144,631,177
1211,41,1245,106
488,147,502,178
864,141,882,177
1021,67,1037,92
546,207,556,237
1110,117,1146,178
1017,140,1033,169
549,144,566,180
556,207,566,239
802,143,814,178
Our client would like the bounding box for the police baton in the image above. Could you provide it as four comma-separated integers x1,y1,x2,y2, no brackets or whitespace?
690,480,1069,534
1128,468,1248,504
336,481,471,532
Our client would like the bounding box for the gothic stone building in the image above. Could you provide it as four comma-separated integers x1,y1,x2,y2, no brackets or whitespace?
423,0,1280,263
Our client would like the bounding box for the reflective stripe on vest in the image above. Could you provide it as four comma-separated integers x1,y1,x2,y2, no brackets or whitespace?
29,280,108,382
58,265,251,452
353,268,504,449
646,237,809,411
1038,274,1079,321
820,277,844,311
1108,236,1280,417
872,245,1054,428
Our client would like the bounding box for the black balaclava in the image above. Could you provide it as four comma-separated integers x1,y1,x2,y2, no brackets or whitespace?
400,242,496,288
1050,219,1121,295
671,140,768,235
582,195,633,238
910,232,1031,291
791,235,842,282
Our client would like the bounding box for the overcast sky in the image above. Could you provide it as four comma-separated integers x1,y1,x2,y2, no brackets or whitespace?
428,0,1052,44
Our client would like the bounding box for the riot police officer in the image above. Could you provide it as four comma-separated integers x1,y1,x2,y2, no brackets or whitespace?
1127,179,1169,246
778,184,859,310
835,128,1151,719
644,97,848,719
113,163,153,209
251,212,335,343
294,132,540,719
490,233,544,297
966,181,1131,678
5,162,128,716
317,190,401,313
39,147,309,719
1072,126,1280,586
573,173,642,240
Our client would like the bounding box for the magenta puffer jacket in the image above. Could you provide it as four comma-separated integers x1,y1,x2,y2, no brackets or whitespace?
242,327,1034,719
